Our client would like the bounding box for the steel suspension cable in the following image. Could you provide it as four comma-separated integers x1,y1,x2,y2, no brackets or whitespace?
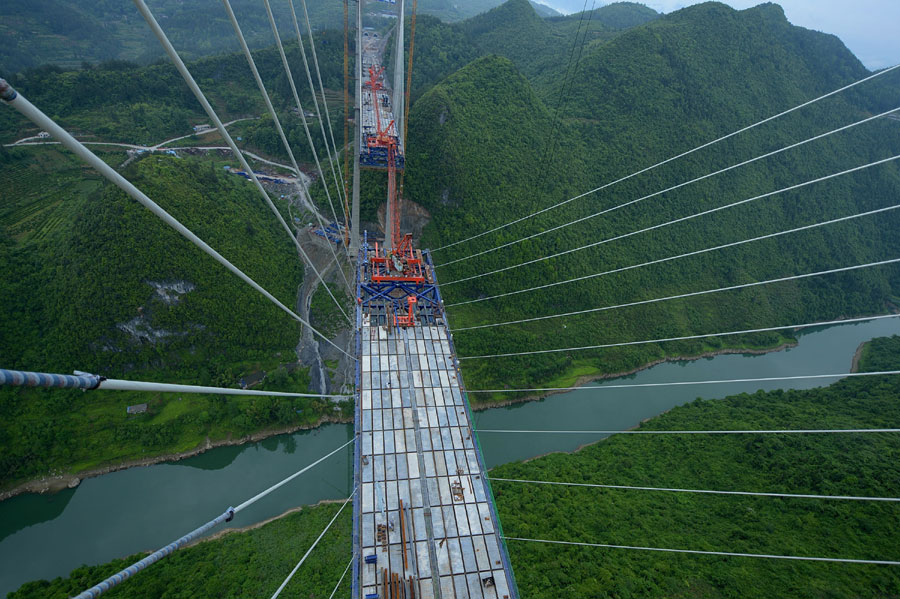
0,78,354,361
297,0,349,211
328,555,354,599
73,508,237,599
234,439,353,512
431,62,900,254
503,537,900,566
134,0,352,316
270,491,354,598
260,0,356,287
457,313,900,360
448,202,900,307
72,438,353,598
222,0,355,277
442,153,900,287
453,257,900,332
438,107,900,269
0,368,352,398
489,477,900,502
464,369,900,394
287,0,351,235
517,0,594,220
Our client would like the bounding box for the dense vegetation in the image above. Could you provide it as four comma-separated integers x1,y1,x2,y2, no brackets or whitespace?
402,0,659,102
0,148,356,490
14,337,900,597
9,501,352,598
403,1,900,397
487,335,900,597
1,32,347,166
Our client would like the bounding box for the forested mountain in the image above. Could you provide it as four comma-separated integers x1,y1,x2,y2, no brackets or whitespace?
403,0,659,101
404,1,900,394
0,0,512,73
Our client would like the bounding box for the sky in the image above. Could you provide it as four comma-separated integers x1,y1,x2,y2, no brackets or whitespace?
537,0,899,70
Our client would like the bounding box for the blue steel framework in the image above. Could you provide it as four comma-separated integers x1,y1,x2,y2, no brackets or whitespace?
351,232,519,598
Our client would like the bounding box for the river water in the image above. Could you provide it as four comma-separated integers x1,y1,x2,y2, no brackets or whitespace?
2,318,899,595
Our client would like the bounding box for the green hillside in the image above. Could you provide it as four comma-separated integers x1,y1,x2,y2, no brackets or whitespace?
404,0,659,102
0,0,347,73
0,15,360,492
0,0,513,73
406,2,900,396
0,33,347,163
0,148,358,491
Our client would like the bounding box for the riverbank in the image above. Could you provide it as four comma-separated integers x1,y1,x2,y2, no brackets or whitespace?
0,341,795,501
0,414,351,502
850,340,869,373
469,341,798,410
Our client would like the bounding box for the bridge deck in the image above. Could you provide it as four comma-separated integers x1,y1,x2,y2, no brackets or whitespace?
353,285,516,598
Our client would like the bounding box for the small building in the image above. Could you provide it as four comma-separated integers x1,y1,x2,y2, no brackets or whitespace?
126,403,148,415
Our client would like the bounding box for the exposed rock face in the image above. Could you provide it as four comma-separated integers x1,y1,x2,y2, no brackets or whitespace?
146,280,196,305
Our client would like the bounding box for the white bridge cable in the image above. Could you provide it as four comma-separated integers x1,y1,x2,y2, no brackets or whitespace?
0,77,354,362
222,0,355,298
298,0,348,200
288,0,348,224
234,438,353,512
274,1,352,263
453,257,900,332
503,537,900,566
431,63,900,254
70,438,352,598
457,313,900,360
260,0,356,285
443,153,900,287
133,0,351,322
438,107,900,269
465,369,900,394
270,490,355,598
328,555,355,599
448,202,900,307
489,477,900,502
287,3,351,249
481,429,900,436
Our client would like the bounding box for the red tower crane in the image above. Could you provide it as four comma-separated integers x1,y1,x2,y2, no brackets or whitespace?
364,66,401,250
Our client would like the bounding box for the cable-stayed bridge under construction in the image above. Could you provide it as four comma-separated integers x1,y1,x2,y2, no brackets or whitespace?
2,0,900,596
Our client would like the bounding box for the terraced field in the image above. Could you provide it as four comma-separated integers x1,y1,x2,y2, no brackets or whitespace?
0,147,123,246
